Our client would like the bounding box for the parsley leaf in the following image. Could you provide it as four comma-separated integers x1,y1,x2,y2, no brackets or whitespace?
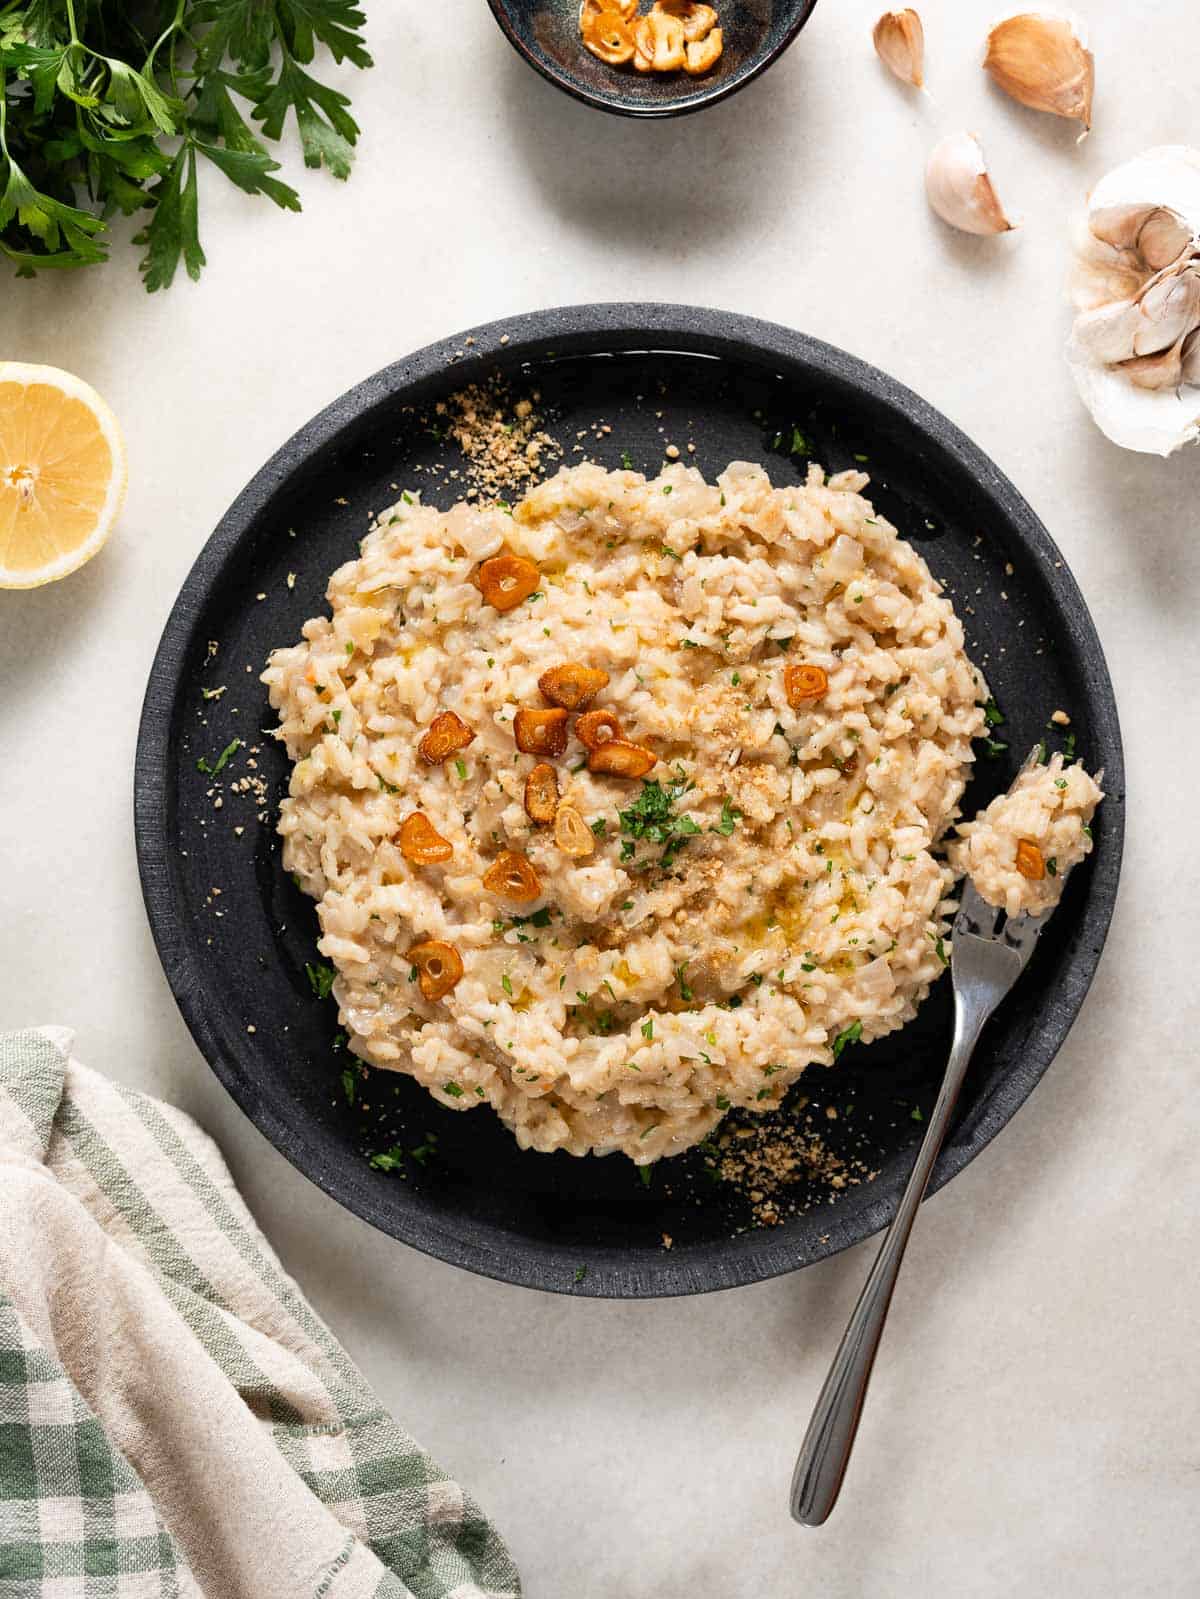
305,961,336,1000
831,1019,863,1060
0,1,370,286
196,737,241,775
618,774,699,868
368,1145,404,1172
711,797,741,837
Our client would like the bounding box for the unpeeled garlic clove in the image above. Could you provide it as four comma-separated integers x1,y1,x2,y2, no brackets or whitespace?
1090,205,1191,271
984,11,1094,132
925,132,1016,237
1118,342,1187,393
873,9,924,89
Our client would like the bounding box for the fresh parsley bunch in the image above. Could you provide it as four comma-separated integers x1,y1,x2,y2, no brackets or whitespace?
0,0,371,289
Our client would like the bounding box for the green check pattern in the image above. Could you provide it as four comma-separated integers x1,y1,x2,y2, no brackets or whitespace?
0,1303,183,1597
0,1028,520,1599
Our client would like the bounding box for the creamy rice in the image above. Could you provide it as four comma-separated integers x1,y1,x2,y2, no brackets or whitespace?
950,752,1102,916
263,460,989,1162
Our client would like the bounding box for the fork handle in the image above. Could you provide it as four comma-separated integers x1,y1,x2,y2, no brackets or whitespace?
789,984,995,1526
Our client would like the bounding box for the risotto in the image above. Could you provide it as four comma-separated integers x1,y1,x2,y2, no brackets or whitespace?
949,751,1102,916
263,460,990,1162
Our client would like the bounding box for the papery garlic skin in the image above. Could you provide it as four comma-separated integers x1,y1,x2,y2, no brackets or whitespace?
925,132,1016,237
1067,146,1200,455
873,9,924,89
984,11,1093,131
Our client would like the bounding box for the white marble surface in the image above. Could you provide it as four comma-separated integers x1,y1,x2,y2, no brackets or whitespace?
2,2,1199,1593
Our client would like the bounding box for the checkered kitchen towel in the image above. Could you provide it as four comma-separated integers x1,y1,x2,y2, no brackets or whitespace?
0,1027,520,1598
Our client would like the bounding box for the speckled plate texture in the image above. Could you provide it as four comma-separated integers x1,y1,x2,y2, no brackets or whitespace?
135,304,1124,1298
485,0,820,116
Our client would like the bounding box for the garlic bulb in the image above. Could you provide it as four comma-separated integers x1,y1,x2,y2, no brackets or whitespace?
873,9,924,89
984,11,1093,132
925,132,1016,237
1068,147,1200,454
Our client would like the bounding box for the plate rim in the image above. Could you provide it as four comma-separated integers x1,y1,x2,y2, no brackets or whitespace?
483,0,821,119
135,301,1125,1298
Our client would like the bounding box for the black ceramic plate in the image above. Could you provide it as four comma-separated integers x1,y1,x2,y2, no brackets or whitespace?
136,304,1123,1298
486,0,819,117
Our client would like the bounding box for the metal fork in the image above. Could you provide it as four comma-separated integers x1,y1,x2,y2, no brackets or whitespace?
790,750,1075,1526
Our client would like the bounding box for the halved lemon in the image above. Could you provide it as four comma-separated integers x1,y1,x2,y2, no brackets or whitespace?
0,362,127,590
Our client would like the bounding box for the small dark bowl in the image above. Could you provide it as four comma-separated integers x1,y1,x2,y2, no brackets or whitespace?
486,0,820,117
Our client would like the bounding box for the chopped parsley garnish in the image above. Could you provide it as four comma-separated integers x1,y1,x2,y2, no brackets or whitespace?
639,1164,653,1187
711,797,741,837
1036,741,1049,764
715,1093,730,1111
621,450,634,470
790,426,809,455
983,738,1009,758
675,963,694,1002
341,1068,356,1106
196,737,241,776
831,1019,863,1060
591,817,607,837
369,1145,404,1172
305,962,336,1000
501,973,514,997
911,1105,924,1122
454,758,468,781
442,1081,464,1097
983,698,1005,727
641,1019,654,1040
1046,857,1058,877
618,774,699,868
1063,732,1077,762
409,1135,438,1166
929,933,948,966
505,907,553,930
661,544,682,560
574,1264,588,1283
